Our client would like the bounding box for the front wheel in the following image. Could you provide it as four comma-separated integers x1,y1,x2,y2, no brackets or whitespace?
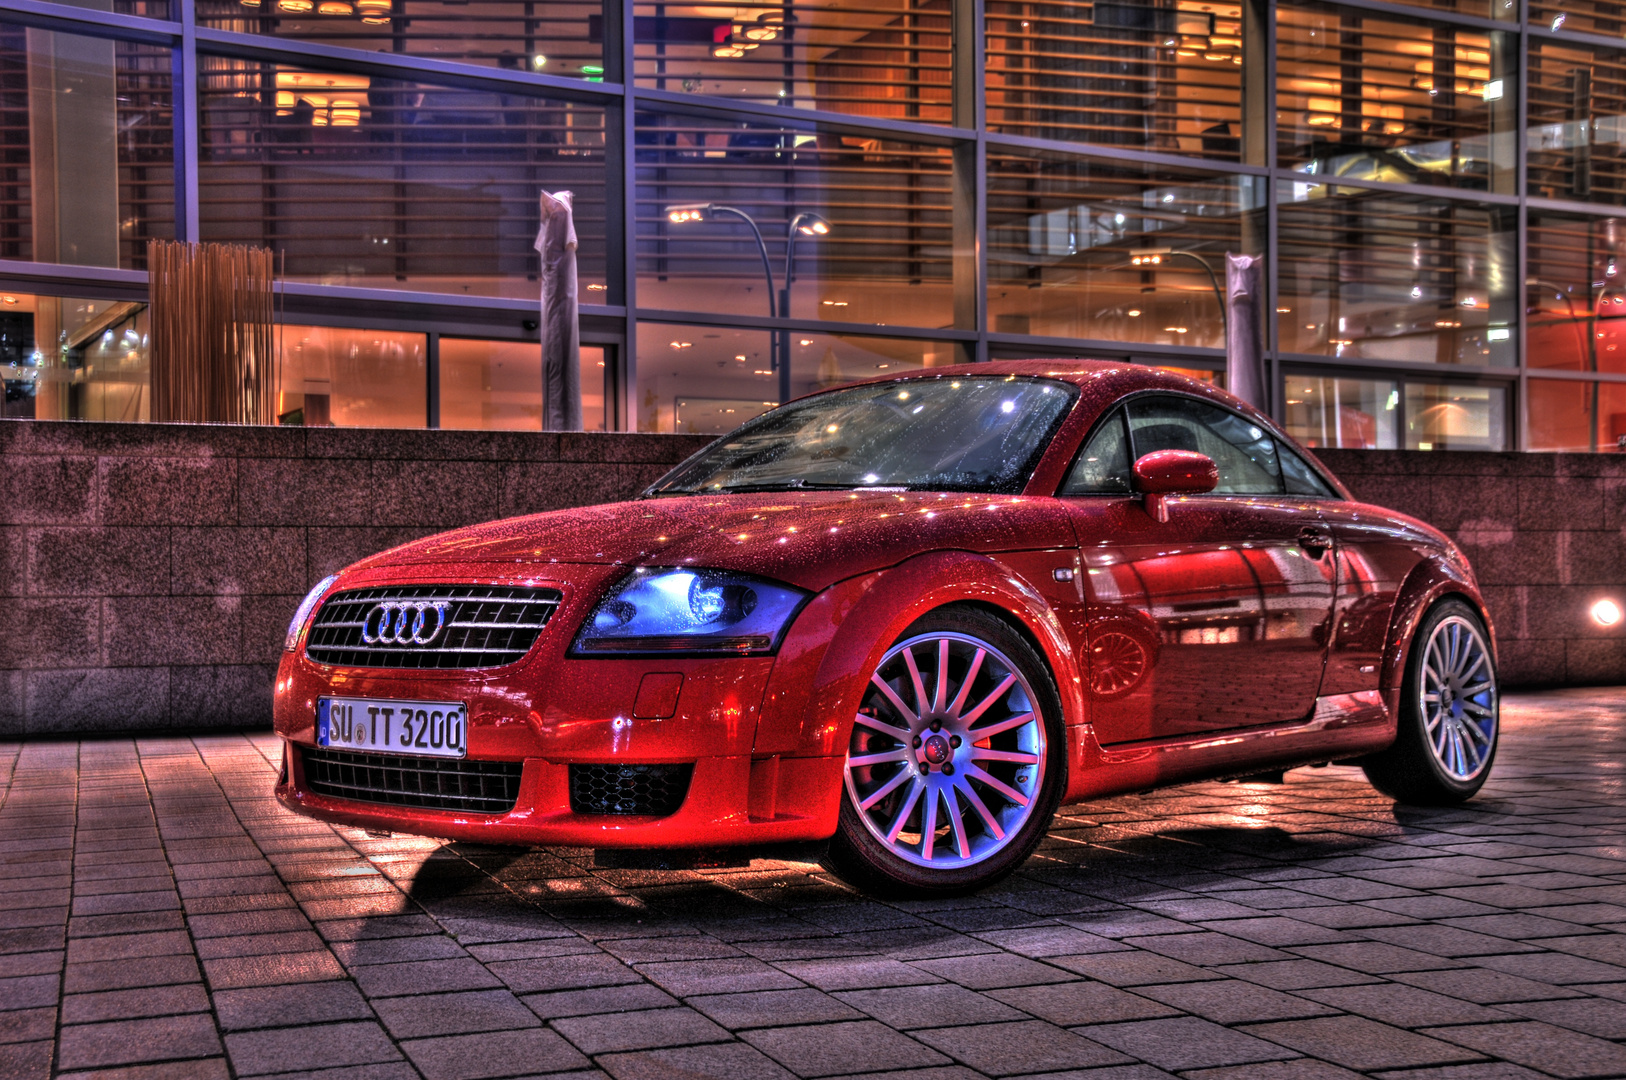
823,607,1065,897
1363,598,1499,804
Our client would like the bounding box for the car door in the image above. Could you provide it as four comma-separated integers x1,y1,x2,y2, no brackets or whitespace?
1059,394,1337,744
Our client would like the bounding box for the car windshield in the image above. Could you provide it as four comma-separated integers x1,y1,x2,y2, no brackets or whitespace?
648,376,1079,495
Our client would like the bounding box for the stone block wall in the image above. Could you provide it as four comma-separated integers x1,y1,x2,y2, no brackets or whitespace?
1316,449,1626,688
1,420,713,735
3,423,1618,735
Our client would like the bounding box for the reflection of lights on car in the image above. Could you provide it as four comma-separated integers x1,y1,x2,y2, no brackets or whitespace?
1593,600,1623,627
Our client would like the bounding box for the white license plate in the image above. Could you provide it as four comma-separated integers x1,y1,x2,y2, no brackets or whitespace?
317,697,468,759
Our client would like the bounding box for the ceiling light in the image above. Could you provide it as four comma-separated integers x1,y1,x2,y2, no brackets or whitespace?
1593,599,1623,627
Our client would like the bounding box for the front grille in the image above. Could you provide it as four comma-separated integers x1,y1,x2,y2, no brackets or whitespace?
302,747,524,814
569,763,693,816
306,584,561,669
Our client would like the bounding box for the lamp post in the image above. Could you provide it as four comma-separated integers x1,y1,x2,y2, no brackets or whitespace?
665,203,831,406
778,211,832,401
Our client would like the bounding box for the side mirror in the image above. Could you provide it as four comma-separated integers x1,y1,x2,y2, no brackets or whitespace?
1134,450,1218,523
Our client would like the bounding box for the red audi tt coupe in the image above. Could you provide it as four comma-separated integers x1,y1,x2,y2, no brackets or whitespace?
274,361,1499,895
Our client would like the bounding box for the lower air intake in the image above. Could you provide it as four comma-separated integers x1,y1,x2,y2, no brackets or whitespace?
302,747,523,814
568,763,693,816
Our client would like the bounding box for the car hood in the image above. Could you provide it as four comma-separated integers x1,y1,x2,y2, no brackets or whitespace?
353,491,1074,592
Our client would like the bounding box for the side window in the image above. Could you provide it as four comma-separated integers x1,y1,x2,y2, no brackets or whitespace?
1062,408,1133,494
1280,444,1337,497
1127,395,1282,495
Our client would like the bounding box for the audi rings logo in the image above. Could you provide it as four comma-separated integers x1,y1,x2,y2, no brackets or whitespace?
361,601,452,647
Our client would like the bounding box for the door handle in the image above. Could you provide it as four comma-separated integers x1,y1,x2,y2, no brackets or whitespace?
1298,527,1333,557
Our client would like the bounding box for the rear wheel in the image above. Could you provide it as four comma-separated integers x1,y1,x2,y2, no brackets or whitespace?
823,607,1065,897
1363,598,1498,804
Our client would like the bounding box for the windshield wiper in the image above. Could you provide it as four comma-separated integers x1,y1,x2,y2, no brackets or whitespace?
714,480,881,494
651,480,902,496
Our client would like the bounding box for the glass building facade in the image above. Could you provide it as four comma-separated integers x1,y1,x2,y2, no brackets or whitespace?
1,0,1624,450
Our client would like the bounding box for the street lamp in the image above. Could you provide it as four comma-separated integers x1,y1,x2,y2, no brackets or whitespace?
664,203,832,405
1129,247,1226,338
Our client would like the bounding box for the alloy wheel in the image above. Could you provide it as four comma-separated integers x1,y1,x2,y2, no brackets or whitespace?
1420,614,1498,782
843,632,1047,869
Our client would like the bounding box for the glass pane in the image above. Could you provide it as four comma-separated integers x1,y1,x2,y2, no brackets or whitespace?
1277,183,1516,366
1283,374,1399,449
1127,394,1282,494
1528,378,1626,452
986,0,1247,161
635,0,950,124
0,293,152,421
636,112,958,329
198,1,601,78
439,337,608,430
785,332,945,398
1280,445,1335,496
637,323,775,433
1526,211,1626,375
1403,381,1507,449
1531,1,1626,36
0,25,173,271
1278,4,1514,193
581,344,607,431
199,57,606,300
1062,408,1132,494
988,153,1264,350
635,322,949,432
276,324,427,427
1528,39,1626,205
1157,365,1224,387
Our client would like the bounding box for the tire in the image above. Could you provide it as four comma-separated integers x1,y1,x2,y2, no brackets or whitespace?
1362,598,1499,805
822,606,1066,898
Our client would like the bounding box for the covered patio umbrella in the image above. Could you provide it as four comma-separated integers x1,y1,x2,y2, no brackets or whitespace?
535,190,581,431
1225,252,1267,413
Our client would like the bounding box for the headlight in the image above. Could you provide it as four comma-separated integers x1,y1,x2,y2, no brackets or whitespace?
572,568,809,656
284,575,339,651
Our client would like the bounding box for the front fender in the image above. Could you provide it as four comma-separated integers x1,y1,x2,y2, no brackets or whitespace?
1381,557,1497,699
754,549,1086,760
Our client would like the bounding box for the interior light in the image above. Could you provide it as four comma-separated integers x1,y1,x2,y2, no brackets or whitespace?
1593,599,1623,627
581,65,605,74
532,55,547,68
1,296,15,305
1487,327,1510,341
318,0,352,12
1127,309,1142,317
277,0,314,12
670,341,693,349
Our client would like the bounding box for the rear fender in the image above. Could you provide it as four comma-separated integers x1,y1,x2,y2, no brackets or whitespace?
754,550,1086,761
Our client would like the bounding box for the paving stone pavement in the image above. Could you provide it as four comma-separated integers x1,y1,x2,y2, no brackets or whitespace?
5,688,1626,1080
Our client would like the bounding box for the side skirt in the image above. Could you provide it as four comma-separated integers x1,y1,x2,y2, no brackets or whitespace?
1063,690,1396,804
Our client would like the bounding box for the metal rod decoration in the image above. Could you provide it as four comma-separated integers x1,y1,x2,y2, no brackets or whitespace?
148,239,278,425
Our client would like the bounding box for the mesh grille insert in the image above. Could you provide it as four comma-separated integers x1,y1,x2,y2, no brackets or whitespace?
569,763,693,816
301,747,523,814
306,584,561,669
